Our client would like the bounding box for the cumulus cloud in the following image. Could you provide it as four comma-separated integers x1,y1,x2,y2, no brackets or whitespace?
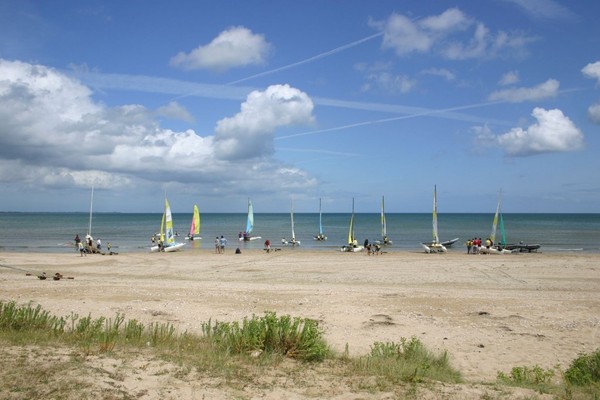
169,26,271,71
155,101,195,123
582,61,600,84
479,108,584,156
588,103,600,124
0,59,316,193
372,8,533,60
214,84,314,159
499,70,520,85
488,79,559,102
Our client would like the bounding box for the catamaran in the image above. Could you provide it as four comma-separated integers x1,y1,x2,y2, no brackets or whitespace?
341,198,363,252
239,198,261,241
283,200,300,246
421,185,450,253
186,204,201,241
377,196,392,245
313,198,327,241
151,196,185,252
487,191,540,253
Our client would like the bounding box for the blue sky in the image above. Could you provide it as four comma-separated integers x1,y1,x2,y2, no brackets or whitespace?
1,0,599,213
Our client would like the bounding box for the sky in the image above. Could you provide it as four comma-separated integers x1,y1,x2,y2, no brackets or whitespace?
0,0,599,213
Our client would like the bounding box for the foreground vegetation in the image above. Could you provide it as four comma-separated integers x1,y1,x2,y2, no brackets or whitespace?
1,301,598,399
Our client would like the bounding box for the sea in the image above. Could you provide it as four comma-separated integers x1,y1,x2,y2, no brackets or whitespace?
0,212,599,254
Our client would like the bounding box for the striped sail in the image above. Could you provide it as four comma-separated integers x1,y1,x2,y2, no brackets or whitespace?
189,204,200,237
490,191,501,244
246,199,254,234
164,198,175,245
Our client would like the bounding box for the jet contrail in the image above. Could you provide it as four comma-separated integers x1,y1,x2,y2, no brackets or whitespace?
226,32,384,85
275,99,506,140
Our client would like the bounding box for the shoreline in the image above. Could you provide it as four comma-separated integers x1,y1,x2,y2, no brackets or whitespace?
1,250,599,382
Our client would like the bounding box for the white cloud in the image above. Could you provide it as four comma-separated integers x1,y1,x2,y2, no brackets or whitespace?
495,108,584,156
374,8,533,60
169,26,271,72
0,59,317,192
421,68,456,81
582,61,600,84
499,70,520,85
588,103,600,124
488,79,559,102
214,84,315,159
501,0,577,20
155,101,195,123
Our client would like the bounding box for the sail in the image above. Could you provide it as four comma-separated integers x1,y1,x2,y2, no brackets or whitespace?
246,199,254,234
490,191,501,244
290,200,296,240
381,196,387,239
318,198,323,235
432,185,440,244
348,198,355,244
88,186,94,237
159,210,165,242
164,197,175,245
499,212,507,246
189,205,200,237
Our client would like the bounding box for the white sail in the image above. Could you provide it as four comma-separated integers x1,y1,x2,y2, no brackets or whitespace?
432,185,440,244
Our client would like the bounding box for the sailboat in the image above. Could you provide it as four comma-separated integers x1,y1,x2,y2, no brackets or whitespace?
185,204,201,241
421,185,450,253
151,195,185,252
239,198,261,241
341,198,363,252
378,196,392,245
480,191,512,254
487,191,540,253
283,200,300,246
83,186,101,254
313,198,327,241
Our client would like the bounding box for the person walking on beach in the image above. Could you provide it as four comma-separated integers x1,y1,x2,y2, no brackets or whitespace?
220,235,228,253
215,237,220,254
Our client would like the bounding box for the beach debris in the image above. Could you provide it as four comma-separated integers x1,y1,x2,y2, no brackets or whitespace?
53,273,63,281
38,272,47,280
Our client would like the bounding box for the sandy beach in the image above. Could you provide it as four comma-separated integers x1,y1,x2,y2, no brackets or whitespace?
1,248,599,397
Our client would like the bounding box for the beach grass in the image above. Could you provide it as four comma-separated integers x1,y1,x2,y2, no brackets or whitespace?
1,301,599,399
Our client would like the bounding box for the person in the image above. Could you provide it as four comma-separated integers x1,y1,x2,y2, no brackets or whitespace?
364,238,369,249
78,241,86,257
96,238,102,251
107,242,112,253
264,239,271,253
235,247,242,254
220,235,228,253
215,237,220,254
74,234,81,250
466,239,472,254
374,243,381,254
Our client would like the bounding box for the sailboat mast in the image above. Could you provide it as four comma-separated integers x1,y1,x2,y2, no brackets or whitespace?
291,200,296,239
88,185,94,236
381,196,386,238
432,185,439,244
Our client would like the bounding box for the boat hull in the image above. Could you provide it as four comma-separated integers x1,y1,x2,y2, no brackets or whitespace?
341,245,364,252
421,243,447,253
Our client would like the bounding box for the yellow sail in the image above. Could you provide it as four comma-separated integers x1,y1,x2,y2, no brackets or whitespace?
189,205,200,237
164,197,175,245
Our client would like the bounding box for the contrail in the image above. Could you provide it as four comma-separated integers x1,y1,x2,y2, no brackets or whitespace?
226,32,384,86
275,100,506,140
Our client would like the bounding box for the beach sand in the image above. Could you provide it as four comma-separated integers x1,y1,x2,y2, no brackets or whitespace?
1,248,599,398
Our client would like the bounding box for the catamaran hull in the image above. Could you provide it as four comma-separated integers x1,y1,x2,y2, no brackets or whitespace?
441,238,459,247
341,245,364,252
150,242,186,252
421,243,447,253
185,236,202,241
504,244,541,252
480,246,514,254
239,236,262,241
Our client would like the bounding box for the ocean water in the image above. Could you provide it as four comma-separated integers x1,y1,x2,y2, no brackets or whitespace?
0,212,598,254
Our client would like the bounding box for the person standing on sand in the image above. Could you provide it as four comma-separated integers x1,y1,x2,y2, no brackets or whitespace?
264,239,271,253
466,239,472,254
78,241,86,256
220,235,227,253
215,237,220,254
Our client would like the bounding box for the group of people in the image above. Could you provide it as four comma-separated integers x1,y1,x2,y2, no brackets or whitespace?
363,238,382,255
74,234,109,256
465,237,494,254
214,235,228,253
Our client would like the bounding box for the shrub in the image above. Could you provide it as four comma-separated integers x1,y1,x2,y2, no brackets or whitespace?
564,348,600,386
